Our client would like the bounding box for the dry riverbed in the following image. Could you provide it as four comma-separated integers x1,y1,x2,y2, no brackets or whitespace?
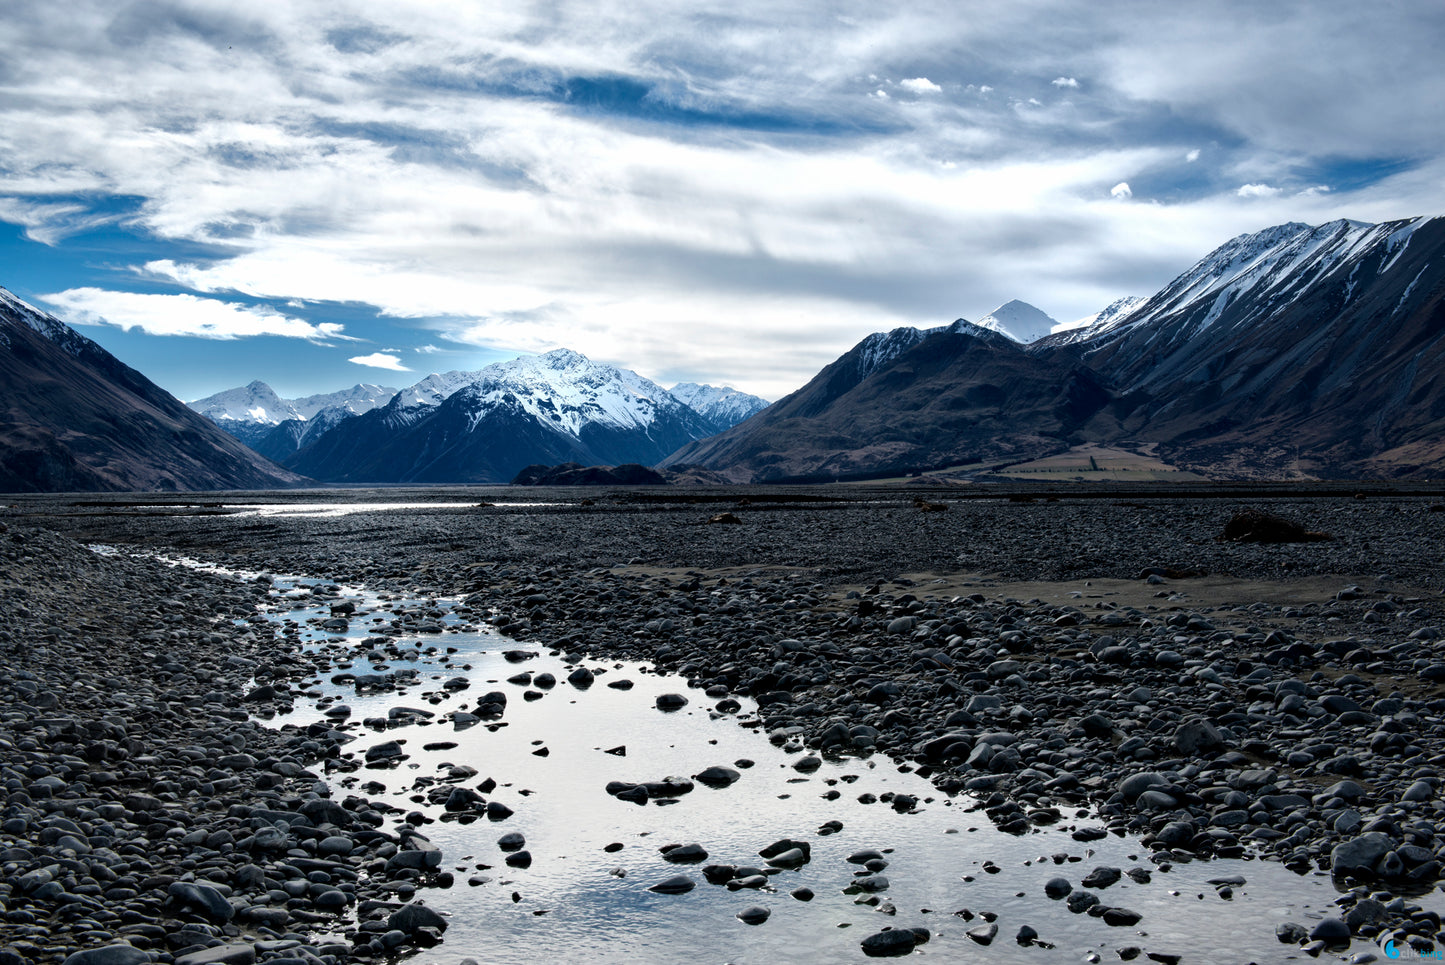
6,485,1445,963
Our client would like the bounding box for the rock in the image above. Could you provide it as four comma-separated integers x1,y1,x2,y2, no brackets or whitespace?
662,843,709,863
389,902,449,934
1173,717,1226,755
167,880,235,923
1081,866,1122,889
656,693,688,710
1308,918,1351,943
173,946,259,965
648,874,696,894
737,905,771,925
498,832,526,852
1044,876,1072,898
61,948,152,965
860,928,918,957
967,923,998,944
1118,771,1168,801
1276,922,1308,943
1332,832,1395,878
1102,907,1143,926
695,765,741,788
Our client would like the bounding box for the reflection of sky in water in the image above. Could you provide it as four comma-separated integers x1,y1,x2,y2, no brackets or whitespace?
257,585,1441,965
225,502,558,518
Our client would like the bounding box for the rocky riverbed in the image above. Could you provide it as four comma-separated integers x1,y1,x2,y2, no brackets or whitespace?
6,485,1445,962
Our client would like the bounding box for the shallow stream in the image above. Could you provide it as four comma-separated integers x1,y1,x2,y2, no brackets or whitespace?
244,572,1430,964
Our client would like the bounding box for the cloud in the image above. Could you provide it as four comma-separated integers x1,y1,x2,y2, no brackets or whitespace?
414,344,442,354
899,77,941,94
0,2,1440,399
40,289,349,340
348,352,411,372
1236,183,1281,198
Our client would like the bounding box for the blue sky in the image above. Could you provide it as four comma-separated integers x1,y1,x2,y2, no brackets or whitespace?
1,1,1442,402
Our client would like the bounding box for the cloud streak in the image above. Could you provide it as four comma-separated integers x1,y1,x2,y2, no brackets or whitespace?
41,288,349,341
348,352,411,372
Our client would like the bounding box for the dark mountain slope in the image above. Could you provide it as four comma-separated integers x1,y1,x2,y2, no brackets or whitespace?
0,289,308,493
663,325,1115,482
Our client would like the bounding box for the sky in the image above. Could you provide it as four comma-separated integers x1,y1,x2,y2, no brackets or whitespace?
1,1,1443,403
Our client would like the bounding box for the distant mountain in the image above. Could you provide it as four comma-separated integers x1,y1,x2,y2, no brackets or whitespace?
664,214,1445,481
667,382,770,430
1046,215,1445,476
188,381,397,448
973,300,1059,343
0,288,307,493
660,322,1112,482
285,348,718,484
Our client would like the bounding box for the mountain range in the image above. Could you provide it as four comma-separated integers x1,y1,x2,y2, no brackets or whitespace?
666,215,1445,481
274,350,767,484
185,356,771,485
2,213,1441,491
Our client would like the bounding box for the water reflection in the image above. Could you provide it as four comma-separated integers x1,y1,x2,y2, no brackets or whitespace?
254,582,1436,964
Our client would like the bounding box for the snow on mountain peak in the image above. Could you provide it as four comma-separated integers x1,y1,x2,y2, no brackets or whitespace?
973,300,1059,343
669,382,770,429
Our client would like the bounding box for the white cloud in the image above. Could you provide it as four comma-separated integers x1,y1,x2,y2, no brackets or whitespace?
348,352,411,372
1297,185,1331,198
1,2,1440,399
899,77,941,94
1111,181,1133,200
414,344,442,354
40,289,348,341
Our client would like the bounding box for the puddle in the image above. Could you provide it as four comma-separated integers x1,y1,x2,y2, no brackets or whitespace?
224,502,561,518
234,575,1440,964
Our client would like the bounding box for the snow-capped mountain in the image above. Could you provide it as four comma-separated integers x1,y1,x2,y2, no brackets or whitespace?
188,380,398,448
666,214,1445,480
668,382,770,430
661,318,1110,482
189,381,301,427
1050,214,1445,475
0,287,306,492
1049,296,1148,342
285,348,719,484
1059,216,1442,391
973,300,1059,343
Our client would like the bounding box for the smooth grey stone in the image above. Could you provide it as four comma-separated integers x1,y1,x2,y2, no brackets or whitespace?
1308,918,1351,942
1174,717,1226,754
1044,876,1072,899
860,928,918,957
736,905,770,924
388,901,448,934
967,923,998,944
173,944,258,965
647,874,695,894
167,880,235,923
61,947,152,965
694,766,741,788
1332,832,1395,877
